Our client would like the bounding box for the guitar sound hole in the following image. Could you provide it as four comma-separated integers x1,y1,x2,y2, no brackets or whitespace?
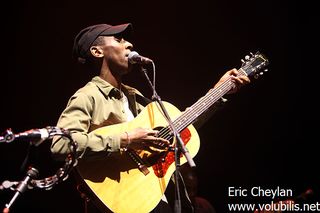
153,126,174,145
141,126,173,166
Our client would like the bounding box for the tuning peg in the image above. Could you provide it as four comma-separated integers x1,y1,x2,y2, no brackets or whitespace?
264,69,268,72
241,59,245,64
259,72,264,76
250,52,254,56
245,55,250,60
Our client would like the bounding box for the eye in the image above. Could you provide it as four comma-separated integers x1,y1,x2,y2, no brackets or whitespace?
114,37,124,43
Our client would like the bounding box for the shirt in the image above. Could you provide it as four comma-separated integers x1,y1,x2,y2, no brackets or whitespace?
119,91,135,121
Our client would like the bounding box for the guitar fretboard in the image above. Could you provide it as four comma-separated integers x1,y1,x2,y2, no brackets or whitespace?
172,69,247,133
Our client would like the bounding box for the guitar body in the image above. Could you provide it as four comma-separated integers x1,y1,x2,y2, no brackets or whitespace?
76,101,200,213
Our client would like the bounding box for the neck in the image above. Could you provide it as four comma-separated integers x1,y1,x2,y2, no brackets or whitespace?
99,69,122,89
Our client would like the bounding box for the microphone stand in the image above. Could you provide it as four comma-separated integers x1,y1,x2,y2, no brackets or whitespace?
139,65,196,213
1,127,77,213
3,167,39,213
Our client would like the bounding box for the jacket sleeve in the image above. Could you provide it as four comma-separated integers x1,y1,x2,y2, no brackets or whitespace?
50,92,122,161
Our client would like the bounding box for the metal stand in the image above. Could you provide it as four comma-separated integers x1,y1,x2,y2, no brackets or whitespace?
3,167,39,213
1,126,78,212
139,66,196,213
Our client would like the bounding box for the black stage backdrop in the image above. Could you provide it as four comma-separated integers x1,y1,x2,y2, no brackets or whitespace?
0,1,319,213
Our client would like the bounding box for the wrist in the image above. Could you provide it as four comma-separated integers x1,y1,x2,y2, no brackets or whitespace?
120,131,131,150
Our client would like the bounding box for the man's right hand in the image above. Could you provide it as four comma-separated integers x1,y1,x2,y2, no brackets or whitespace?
120,128,170,151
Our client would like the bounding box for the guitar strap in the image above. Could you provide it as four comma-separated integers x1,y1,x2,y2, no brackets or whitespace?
135,93,152,105
127,92,152,117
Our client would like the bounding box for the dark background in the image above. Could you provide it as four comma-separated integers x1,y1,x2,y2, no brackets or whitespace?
0,0,319,212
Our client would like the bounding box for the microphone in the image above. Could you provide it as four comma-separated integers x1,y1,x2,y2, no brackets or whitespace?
9,126,65,146
128,51,153,65
13,128,50,146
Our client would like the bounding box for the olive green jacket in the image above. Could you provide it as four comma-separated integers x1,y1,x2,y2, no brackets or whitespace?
51,76,226,160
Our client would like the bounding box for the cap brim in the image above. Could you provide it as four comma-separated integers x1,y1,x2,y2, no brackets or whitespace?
100,23,132,37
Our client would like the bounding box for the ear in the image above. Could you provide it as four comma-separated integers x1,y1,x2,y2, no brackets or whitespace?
89,46,104,58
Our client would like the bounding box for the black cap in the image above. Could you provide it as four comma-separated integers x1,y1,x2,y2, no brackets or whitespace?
72,23,132,62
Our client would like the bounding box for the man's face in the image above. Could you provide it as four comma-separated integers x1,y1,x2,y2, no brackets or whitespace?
101,36,133,75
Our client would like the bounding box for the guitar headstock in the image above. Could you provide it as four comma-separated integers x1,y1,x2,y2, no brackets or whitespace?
240,52,269,79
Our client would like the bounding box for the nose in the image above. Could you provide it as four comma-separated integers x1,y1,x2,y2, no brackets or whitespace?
125,40,133,50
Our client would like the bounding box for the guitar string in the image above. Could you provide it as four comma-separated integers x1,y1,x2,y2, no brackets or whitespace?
157,77,234,141
157,76,236,142
175,68,250,132
174,78,234,130
157,67,250,142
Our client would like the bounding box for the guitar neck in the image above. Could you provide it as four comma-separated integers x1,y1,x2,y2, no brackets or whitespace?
173,69,247,132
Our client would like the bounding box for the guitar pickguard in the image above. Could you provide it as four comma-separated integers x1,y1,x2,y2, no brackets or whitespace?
152,128,191,177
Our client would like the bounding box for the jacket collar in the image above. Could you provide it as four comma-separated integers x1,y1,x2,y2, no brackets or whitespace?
91,76,138,99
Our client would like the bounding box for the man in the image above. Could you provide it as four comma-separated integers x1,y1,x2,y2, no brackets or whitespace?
51,23,250,213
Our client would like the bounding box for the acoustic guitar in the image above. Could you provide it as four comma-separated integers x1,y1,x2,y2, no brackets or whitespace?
75,52,269,213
